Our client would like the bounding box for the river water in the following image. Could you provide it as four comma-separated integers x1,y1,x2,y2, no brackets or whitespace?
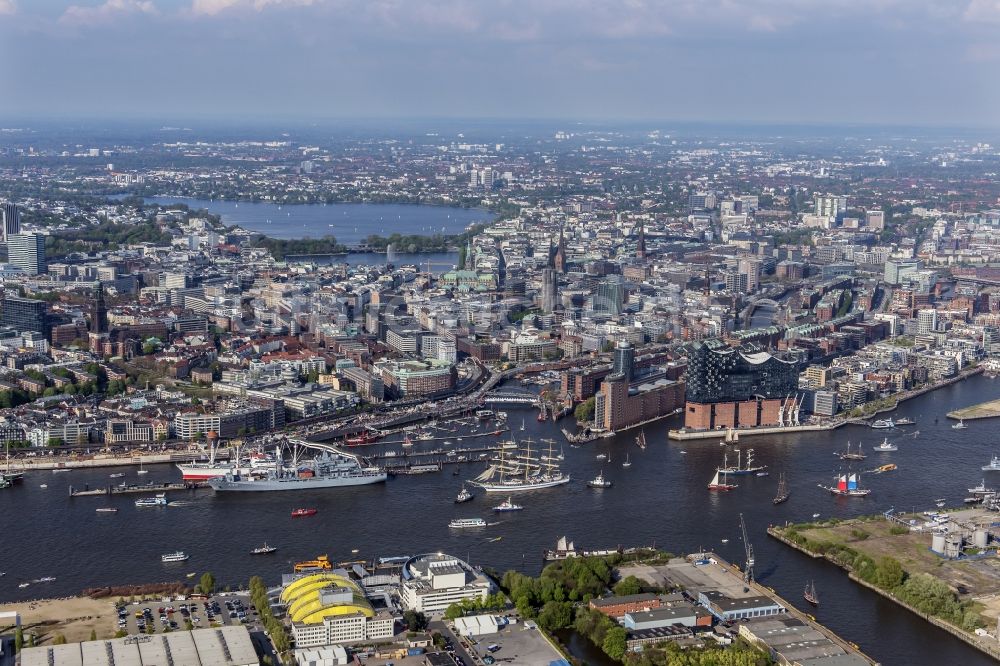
3,375,999,665
141,197,493,244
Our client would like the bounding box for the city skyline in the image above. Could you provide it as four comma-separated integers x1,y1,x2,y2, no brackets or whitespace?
1,0,1000,126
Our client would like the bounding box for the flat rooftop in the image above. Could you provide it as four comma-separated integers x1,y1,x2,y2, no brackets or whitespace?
19,625,258,666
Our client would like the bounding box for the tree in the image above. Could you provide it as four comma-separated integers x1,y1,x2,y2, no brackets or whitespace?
536,601,573,631
575,397,596,423
444,603,465,620
90,629,97,641
52,634,67,645
602,626,627,661
613,575,643,597
403,610,428,631
15,627,23,652
875,556,905,590
114,629,128,638
199,572,215,595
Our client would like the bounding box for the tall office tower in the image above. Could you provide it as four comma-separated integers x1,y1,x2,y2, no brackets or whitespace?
7,233,46,274
866,209,885,230
593,275,625,315
92,281,108,334
540,268,558,313
1,202,20,242
612,340,635,381
0,296,48,335
737,258,762,293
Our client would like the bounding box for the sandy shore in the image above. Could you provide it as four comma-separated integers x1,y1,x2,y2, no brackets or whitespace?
0,596,116,643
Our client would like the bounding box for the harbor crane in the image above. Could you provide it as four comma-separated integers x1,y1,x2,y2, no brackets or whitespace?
740,513,755,583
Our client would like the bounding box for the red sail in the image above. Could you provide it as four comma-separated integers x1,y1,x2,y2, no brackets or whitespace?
837,475,848,491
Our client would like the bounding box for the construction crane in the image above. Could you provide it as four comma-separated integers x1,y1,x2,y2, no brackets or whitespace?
740,513,755,583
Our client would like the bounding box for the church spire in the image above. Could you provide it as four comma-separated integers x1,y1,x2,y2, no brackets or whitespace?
553,223,567,273
637,219,646,260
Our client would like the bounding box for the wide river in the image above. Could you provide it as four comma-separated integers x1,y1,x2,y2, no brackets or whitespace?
3,375,1000,665
142,197,493,245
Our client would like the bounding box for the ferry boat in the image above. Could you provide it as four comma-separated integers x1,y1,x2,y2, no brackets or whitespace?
109,472,125,479
161,552,189,563
952,420,968,430
820,473,871,497
718,448,767,475
588,471,613,488
871,418,894,429
449,517,487,528
209,442,386,492
291,508,317,517
838,442,866,460
983,456,1000,472
493,497,523,512
135,493,168,507
894,417,915,425
773,474,790,505
469,438,570,492
476,409,495,420
455,485,474,503
872,437,897,452
250,543,278,555
96,507,118,513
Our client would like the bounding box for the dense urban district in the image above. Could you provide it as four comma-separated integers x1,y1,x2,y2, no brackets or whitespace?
2,123,1000,666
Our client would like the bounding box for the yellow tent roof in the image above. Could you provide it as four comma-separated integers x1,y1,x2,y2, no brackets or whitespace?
281,572,373,625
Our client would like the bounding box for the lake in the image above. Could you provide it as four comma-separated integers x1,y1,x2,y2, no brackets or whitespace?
141,197,494,244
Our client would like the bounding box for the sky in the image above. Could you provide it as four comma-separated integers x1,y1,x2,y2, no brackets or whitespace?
1,0,999,127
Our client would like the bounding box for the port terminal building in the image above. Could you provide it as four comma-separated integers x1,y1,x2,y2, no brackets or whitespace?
399,553,494,613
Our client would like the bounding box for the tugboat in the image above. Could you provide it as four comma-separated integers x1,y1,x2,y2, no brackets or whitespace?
291,508,318,517
493,496,523,512
872,437,897,452
455,485,474,503
588,471,613,488
250,543,278,555
983,456,1000,472
773,473,790,505
952,419,968,430
804,580,819,606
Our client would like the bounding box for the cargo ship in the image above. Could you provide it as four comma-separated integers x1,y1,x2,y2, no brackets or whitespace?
209,440,386,492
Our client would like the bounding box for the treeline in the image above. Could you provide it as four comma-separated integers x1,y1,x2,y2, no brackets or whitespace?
45,220,174,258
783,525,983,631
249,576,291,657
256,235,349,260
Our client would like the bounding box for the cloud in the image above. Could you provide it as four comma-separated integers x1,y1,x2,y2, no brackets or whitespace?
189,0,320,16
0,0,14,16
963,0,1000,23
61,0,157,25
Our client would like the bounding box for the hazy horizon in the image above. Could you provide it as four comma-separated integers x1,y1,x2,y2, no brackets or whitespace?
2,1,999,128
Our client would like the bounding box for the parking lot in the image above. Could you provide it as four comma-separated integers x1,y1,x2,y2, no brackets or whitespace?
441,618,564,666
117,594,257,635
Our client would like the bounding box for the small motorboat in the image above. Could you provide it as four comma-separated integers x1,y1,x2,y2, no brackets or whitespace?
291,508,318,518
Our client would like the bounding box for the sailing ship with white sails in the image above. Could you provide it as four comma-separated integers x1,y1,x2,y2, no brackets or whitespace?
469,437,570,492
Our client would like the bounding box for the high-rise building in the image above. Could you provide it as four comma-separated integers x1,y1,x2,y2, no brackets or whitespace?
92,281,108,334
866,209,885,230
1,202,20,242
813,194,848,219
683,340,799,430
540,268,558,313
593,275,625,315
7,233,46,274
916,309,938,335
737,258,762,293
884,259,920,285
612,340,635,381
0,296,48,335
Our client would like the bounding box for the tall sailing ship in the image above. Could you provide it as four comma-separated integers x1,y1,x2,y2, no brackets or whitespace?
718,448,767,475
470,438,570,492
773,473,790,505
635,431,647,450
820,473,871,497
